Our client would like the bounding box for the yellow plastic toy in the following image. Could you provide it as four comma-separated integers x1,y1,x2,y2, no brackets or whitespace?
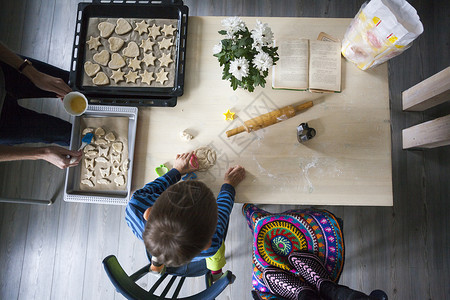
223,109,235,121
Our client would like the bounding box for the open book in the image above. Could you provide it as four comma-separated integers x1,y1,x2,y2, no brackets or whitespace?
272,38,342,93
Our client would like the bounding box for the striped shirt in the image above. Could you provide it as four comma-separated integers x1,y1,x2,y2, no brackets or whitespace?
125,168,235,261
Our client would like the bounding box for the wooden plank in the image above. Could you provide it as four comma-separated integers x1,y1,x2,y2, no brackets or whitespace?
402,115,450,149
402,67,450,111
82,204,122,300
0,203,29,300
50,201,91,300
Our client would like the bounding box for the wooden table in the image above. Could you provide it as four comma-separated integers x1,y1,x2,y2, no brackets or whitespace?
132,16,393,206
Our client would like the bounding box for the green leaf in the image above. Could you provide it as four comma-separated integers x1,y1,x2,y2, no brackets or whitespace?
218,30,227,35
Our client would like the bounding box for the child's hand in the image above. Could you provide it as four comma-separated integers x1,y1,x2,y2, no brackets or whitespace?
173,151,198,175
224,165,246,187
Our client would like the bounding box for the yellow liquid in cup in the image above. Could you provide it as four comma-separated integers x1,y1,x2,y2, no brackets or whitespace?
70,96,87,114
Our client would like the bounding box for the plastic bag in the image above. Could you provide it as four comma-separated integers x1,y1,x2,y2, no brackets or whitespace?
341,0,423,70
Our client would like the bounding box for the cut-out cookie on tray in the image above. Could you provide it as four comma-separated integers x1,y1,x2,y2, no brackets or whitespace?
93,50,110,66
115,18,132,35
110,69,125,83
86,36,102,50
123,41,140,58
162,24,176,36
109,53,126,69
140,38,155,52
140,70,154,85
93,72,110,85
98,22,115,38
128,58,142,71
142,53,157,67
84,61,101,77
108,37,125,52
148,24,161,39
134,20,149,35
155,68,168,84
125,70,139,83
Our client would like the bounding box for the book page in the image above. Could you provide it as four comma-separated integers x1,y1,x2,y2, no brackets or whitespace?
309,40,341,92
272,39,309,90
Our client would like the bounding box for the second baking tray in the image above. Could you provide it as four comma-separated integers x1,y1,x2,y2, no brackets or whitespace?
64,105,138,205
69,0,188,107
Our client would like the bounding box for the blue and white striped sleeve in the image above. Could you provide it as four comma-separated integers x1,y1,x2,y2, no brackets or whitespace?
125,168,181,240
202,183,235,257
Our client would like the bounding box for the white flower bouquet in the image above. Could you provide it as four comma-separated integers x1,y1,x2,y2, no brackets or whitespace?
213,17,279,92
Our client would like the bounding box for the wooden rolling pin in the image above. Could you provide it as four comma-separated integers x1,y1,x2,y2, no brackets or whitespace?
226,101,313,137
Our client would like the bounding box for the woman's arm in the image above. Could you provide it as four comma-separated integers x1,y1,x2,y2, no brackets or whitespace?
0,145,82,169
0,42,71,98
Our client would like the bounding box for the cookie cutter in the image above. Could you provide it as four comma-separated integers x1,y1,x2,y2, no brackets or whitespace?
182,172,197,180
190,153,199,169
297,123,316,143
155,164,169,177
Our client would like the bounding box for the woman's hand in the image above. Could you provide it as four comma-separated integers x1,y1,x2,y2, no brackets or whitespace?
173,151,198,175
40,146,82,169
224,165,246,187
23,67,71,98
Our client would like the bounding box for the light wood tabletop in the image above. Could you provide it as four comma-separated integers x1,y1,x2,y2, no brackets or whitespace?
132,16,392,206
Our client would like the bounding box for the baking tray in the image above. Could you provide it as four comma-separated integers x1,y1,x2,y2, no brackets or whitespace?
69,0,188,107
64,105,138,205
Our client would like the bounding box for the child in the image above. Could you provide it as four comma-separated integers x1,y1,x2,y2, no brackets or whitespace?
126,151,245,279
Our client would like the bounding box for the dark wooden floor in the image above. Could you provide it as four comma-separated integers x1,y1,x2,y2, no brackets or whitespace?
0,1,449,299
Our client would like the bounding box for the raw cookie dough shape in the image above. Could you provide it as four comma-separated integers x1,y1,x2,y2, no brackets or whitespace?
148,24,161,40
93,50,110,66
128,58,142,71
125,70,139,83
109,53,126,69
100,167,111,177
93,72,110,85
158,38,173,50
105,132,116,142
108,37,125,52
81,179,95,187
140,70,154,85
98,146,109,157
194,147,217,171
86,36,102,50
95,156,109,163
158,52,173,67
134,20,149,35
179,130,193,141
155,68,168,84
98,22,115,38
85,158,95,169
95,127,105,136
140,38,154,52
82,128,94,135
115,18,132,35
110,69,125,83
161,24,176,36
112,164,121,175
112,142,123,153
114,175,125,186
84,169,94,179
84,61,101,77
84,144,96,152
97,178,111,185
142,53,157,67
122,41,140,58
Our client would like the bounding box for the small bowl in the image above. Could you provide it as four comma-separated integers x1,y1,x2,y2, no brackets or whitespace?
63,91,88,116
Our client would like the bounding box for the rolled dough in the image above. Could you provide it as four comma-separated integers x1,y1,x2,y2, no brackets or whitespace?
194,147,217,171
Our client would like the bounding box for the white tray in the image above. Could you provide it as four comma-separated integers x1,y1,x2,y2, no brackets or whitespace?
64,105,138,205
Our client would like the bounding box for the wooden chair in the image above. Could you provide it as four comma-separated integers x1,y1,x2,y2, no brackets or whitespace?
102,255,235,300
